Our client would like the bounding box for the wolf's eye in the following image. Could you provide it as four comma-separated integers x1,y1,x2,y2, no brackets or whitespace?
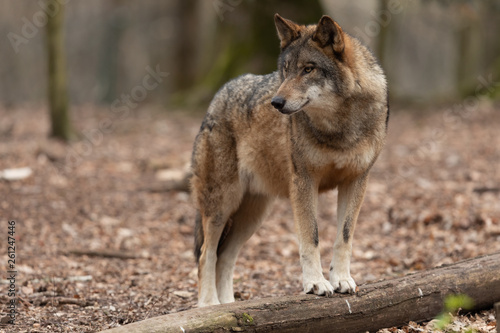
303,66,314,74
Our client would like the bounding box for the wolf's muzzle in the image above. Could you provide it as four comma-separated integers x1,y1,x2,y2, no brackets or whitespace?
271,96,286,111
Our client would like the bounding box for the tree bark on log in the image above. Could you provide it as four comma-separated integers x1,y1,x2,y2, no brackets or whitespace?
101,252,500,333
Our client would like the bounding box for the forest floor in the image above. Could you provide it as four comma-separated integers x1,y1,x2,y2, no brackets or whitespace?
0,102,499,333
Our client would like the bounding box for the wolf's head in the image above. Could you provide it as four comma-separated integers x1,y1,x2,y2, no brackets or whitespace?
271,14,361,115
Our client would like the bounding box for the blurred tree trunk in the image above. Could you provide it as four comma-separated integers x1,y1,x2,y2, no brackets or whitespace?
173,0,324,107
46,0,72,141
456,3,481,97
97,0,126,104
205,0,324,86
172,0,199,92
376,0,389,68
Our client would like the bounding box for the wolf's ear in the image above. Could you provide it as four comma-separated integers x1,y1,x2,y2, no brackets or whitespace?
312,15,344,54
274,14,301,49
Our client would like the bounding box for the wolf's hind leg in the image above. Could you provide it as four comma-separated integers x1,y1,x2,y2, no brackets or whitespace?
197,213,228,307
196,182,244,307
216,193,272,303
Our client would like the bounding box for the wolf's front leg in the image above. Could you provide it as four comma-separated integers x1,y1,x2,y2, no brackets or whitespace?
290,176,334,297
330,172,369,293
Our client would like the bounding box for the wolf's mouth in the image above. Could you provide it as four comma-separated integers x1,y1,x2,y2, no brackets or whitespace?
280,99,310,115
299,99,310,111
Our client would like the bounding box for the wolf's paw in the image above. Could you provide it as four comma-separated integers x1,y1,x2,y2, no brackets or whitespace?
330,273,356,294
303,278,334,297
197,294,221,307
197,299,221,308
218,293,235,304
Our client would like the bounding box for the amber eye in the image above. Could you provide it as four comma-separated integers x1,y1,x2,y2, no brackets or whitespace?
303,66,314,74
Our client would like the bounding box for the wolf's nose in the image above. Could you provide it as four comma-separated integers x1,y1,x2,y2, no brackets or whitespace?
271,96,286,110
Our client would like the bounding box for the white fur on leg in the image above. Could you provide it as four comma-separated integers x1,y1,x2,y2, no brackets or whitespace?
300,246,334,296
197,251,221,307
329,243,356,293
214,194,271,304
216,257,236,304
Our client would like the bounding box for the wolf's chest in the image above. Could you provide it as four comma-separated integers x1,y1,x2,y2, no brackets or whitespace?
305,143,376,192
237,135,374,197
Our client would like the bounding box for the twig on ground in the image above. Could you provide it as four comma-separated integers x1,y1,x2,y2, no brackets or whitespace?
32,296,95,307
473,187,500,194
68,249,147,259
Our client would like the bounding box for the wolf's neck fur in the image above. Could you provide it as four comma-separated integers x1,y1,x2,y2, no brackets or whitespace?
293,108,359,152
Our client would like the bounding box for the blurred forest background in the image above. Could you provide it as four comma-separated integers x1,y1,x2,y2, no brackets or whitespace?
1,0,500,111
2,2,500,331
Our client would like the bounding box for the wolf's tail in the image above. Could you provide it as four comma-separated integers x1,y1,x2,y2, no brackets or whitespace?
194,211,203,264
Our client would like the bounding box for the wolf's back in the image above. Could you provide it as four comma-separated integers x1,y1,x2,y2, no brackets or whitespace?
206,72,280,119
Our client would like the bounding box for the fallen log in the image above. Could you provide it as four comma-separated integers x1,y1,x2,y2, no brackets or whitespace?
101,252,500,333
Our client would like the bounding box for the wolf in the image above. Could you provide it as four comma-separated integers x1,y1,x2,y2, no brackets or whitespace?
191,13,388,307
